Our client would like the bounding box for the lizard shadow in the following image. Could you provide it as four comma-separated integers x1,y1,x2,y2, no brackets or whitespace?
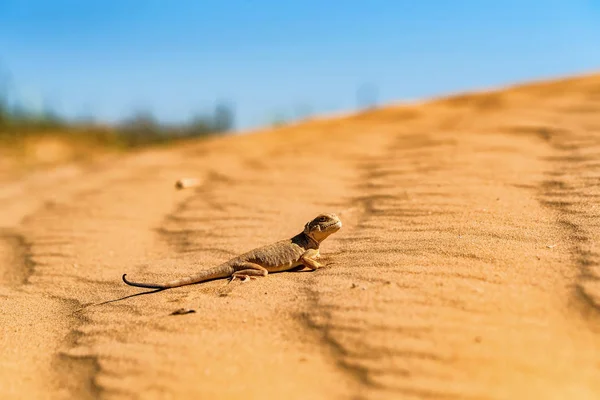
76,274,238,311
75,288,165,312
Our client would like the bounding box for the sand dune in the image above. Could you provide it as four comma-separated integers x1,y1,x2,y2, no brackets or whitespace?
2,72,600,399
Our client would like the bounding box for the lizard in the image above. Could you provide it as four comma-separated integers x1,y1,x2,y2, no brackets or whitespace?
121,213,342,290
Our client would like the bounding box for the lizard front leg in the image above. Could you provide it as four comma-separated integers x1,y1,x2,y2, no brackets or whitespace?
300,249,323,270
230,262,269,283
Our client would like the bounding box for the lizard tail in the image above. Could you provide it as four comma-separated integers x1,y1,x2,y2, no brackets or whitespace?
122,265,234,289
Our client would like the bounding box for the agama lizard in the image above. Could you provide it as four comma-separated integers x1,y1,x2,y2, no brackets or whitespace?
122,213,342,289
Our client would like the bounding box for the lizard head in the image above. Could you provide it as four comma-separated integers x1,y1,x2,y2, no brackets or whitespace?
304,213,342,243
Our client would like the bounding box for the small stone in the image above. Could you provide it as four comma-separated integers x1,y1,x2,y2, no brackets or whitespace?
175,178,200,190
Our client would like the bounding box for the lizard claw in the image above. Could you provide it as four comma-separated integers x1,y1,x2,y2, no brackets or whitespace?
238,275,259,283
229,275,252,283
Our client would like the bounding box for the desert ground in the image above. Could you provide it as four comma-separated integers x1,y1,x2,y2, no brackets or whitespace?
2,73,600,400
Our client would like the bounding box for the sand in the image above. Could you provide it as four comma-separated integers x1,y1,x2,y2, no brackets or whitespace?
2,72,600,399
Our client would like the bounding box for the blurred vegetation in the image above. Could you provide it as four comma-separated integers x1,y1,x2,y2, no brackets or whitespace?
111,102,235,148
0,98,235,149
0,64,235,153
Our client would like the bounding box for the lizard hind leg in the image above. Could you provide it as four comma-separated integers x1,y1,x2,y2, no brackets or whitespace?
229,262,268,283
231,269,268,283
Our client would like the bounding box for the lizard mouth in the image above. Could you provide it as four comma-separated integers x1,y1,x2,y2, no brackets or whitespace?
324,220,342,230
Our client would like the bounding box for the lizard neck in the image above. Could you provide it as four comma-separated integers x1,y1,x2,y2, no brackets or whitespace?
294,232,320,249
304,232,320,249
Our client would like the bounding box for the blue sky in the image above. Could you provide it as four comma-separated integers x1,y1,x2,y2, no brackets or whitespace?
1,1,599,131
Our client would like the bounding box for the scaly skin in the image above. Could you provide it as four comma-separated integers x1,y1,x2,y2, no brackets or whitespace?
122,213,342,289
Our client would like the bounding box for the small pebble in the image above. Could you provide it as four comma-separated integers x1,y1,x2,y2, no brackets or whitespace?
175,178,200,190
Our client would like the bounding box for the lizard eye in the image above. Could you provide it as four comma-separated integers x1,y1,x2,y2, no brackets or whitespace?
318,216,327,222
